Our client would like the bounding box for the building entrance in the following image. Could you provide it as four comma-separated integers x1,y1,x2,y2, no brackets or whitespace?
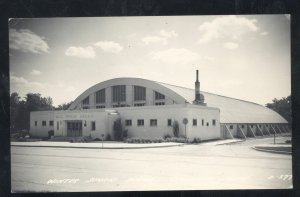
67,120,82,137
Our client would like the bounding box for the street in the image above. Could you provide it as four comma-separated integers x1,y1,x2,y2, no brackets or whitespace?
11,137,292,192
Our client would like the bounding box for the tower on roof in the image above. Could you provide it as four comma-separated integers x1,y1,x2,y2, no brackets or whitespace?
193,70,206,106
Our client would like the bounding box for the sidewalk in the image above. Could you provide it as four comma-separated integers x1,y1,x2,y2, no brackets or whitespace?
11,138,246,149
10,141,184,149
200,139,244,146
252,143,292,155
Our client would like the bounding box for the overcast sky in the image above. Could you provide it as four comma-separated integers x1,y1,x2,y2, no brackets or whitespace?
9,15,290,107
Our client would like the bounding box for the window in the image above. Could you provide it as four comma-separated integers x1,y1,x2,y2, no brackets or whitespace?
112,104,126,108
150,119,157,126
42,121,46,126
125,120,132,126
134,103,145,107
155,91,165,100
202,119,204,126
167,119,172,126
155,102,165,105
91,121,96,131
241,125,244,128
229,125,233,129
112,85,126,102
193,119,197,126
134,86,146,101
82,106,89,109
57,122,59,130
250,125,253,128
137,119,144,126
212,119,216,126
96,89,105,104
96,105,105,108
49,121,54,126
34,121,37,126
82,96,89,105
259,124,261,128
206,122,209,126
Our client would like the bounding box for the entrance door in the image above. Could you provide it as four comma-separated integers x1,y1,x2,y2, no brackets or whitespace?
67,120,82,137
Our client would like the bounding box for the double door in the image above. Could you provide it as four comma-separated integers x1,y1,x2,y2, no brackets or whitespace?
67,121,82,137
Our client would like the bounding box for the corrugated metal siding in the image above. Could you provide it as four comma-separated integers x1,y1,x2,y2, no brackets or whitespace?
157,82,287,124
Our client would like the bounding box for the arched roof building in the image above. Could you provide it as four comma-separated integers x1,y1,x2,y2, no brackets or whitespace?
69,77,287,124
69,78,287,123
30,75,290,140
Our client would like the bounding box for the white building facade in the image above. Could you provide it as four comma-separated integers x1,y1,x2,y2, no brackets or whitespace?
30,104,220,141
30,72,289,141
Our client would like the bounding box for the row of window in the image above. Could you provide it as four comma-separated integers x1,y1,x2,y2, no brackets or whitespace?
82,86,166,106
34,118,216,128
125,119,158,127
83,102,166,109
192,119,216,126
229,124,271,130
34,120,54,127
125,118,217,127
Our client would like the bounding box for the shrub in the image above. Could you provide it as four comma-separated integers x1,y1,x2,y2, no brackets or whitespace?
113,118,122,141
192,138,202,144
123,129,128,139
48,130,54,138
106,134,111,141
41,137,49,141
285,140,291,144
94,138,101,141
164,134,172,139
16,138,27,142
172,120,179,137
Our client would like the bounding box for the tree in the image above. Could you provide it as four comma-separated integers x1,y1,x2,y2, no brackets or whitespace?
26,93,54,112
56,101,73,110
172,120,179,137
10,92,55,132
10,92,20,132
113,118,123,141
266,95,292,126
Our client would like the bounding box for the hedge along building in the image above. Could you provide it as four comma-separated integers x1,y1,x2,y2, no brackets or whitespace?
30,70,289,140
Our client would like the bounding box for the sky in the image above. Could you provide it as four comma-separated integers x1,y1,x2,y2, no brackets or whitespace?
9,15,291,107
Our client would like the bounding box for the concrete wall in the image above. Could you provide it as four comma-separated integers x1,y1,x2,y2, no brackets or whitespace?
186,106,220,140
30,111,55,137
30,104,220,141
117,104,220,141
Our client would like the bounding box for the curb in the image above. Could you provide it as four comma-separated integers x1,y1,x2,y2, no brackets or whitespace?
216,140,245,145
251,147,291,155
11,143,184,149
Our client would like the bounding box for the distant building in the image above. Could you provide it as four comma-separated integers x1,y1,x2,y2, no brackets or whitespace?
30,70,289,140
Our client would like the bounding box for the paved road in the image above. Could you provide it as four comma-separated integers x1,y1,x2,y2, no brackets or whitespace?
11,137,292,192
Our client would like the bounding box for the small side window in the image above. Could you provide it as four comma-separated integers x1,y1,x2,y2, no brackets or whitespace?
167,119,172,126
193,119,197,126
91,121,96,131
212,119,216,126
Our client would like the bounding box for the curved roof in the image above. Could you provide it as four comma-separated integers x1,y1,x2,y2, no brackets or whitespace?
157,82,287,124
69,77,287,124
